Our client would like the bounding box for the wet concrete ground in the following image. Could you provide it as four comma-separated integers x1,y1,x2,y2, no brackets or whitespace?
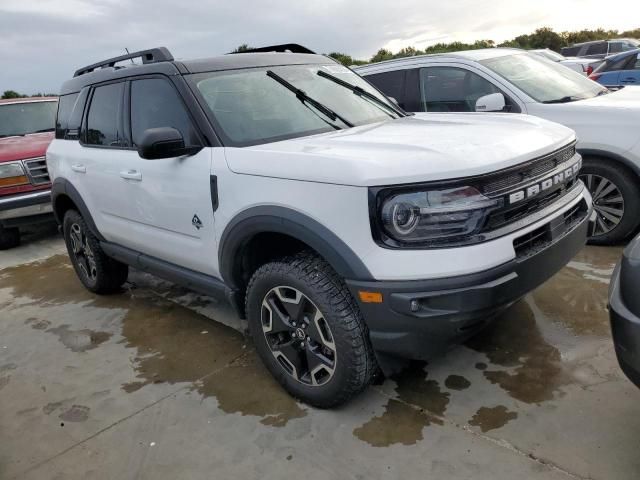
1,226,639,479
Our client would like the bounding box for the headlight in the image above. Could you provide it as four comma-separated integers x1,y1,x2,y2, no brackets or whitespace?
377,186,502,247
0,162,29,188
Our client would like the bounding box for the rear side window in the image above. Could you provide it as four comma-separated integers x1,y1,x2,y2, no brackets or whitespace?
85,83,124,147
55,93,78,139
365,70,407,108
561,46,580,57
609,43,623,54
130,78,199,147
586,43,607,55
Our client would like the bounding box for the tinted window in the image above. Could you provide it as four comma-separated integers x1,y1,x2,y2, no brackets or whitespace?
419,67,499,112
86,83,123,146
366,70,406,108
586,43,607,55
561,46,580,57
609,42,623,54
130,78,199,147
55,93,78,139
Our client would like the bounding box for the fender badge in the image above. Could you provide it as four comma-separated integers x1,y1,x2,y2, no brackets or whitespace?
192,215,203,230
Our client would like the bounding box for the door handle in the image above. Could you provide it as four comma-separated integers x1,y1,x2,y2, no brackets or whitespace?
120,170,142,181
71,164,86,173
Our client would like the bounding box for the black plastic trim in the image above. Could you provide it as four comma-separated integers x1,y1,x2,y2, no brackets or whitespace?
100,241,229,301
210,175,219,211
218,205,374,287
348,207,590,362
51,178,105,241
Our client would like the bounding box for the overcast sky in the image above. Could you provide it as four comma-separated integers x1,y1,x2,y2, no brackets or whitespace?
1,0,637,94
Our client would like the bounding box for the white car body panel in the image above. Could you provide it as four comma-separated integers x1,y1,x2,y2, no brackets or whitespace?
356,50,640,171
225,114,574,186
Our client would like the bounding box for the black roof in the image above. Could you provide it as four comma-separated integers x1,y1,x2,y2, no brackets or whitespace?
60,46,334,95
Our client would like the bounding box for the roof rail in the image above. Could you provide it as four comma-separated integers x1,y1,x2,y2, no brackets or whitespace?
231,43,315,55
73,47,174,77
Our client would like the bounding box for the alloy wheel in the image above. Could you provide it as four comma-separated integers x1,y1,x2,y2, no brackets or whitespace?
69,223,97,281
580,173,625,237
261,286,337,386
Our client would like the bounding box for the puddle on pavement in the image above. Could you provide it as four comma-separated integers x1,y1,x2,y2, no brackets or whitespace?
444,375,471,391
466,300,571,404
0,255,306,427
353,362,449,447
531,246,620,337
468,405,518,433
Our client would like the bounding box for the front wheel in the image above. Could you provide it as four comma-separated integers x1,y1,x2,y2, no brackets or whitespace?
579,158,640,245
246,251,377,408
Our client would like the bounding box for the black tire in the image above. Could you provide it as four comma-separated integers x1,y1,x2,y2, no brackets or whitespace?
0,225,20,250
62,209,128,294
580,157,640,245
246,250,377,408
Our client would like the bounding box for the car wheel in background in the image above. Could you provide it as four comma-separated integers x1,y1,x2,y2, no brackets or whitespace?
579,158,640,245
62,209,129,293
0,225,20,250
245,250,377,408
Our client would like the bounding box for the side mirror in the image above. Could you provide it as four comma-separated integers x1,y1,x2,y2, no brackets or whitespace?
475,93,506,112
137,127,201,160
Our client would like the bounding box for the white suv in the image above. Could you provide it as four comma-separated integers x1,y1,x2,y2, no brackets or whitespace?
356,48,640,244
47,46,592,407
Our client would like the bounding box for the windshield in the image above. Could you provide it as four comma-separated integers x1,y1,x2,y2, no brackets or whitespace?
0,101,57,138
188,64,397,147
532,50,565,62
481,53,606,103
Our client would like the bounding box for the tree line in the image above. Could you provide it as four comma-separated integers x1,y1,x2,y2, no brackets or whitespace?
2,90,57,99
234,26,640,66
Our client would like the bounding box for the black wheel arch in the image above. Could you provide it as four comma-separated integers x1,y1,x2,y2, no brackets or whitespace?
51,178,105,242
219,206,374,292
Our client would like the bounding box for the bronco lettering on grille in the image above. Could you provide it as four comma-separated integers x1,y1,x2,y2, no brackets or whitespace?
508,157,582,206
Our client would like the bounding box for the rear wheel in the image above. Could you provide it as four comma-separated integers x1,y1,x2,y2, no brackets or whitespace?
63,210,128,293
246,251,377,408
579,158,640,245
0,225,20,250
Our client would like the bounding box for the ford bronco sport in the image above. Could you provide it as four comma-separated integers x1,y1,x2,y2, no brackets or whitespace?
0,97,57,249
48,46,592,407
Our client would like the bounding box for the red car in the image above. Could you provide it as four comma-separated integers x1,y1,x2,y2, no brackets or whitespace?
0,97,58,249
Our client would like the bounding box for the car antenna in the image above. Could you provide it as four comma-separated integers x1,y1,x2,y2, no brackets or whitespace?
125,48,136,64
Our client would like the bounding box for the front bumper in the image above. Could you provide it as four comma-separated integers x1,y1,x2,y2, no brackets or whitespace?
347,198,591,363
0,189,53,228
609,235,640,389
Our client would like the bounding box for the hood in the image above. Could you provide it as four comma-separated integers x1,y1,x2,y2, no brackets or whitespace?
527,86,640,152
0,132,54,163
225,113,575,186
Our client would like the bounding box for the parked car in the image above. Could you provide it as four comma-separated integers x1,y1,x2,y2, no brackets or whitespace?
530,48,600,76
48,46,591,407
609,232,640,388
590,49,640,87
356,48,640,245
0,97,57,249
561,38,639,59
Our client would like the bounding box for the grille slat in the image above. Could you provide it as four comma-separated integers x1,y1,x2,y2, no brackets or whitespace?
22,158,51,185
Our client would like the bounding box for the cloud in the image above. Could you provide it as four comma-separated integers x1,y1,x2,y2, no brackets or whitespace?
0,0,636,93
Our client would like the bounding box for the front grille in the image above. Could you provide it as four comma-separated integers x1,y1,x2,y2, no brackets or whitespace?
513,199,588,260
481,144,576,195
23,157,51,185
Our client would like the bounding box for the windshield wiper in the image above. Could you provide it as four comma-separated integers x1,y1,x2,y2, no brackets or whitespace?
542,96,580,104
266,70,354,128
316,69,409,118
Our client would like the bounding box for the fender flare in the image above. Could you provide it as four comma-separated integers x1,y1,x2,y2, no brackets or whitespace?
51,177,105,241
218,206,373,288
577,148,640,178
